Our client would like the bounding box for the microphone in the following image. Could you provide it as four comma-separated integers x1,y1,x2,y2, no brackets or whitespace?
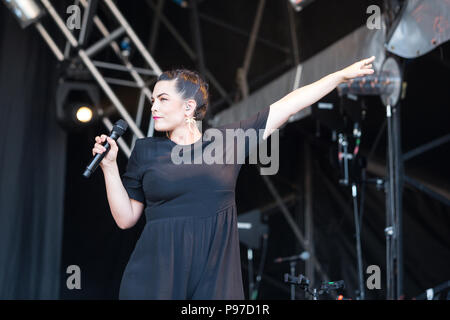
274,251,310,263
82,119,128,178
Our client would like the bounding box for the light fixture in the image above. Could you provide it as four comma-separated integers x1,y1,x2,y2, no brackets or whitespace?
1,0,45,28
56,80,101,131
288,0,315,12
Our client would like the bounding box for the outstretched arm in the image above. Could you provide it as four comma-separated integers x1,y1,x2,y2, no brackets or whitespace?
263,56,376,139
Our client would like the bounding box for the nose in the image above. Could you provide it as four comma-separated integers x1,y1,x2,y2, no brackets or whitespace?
151,102,159,113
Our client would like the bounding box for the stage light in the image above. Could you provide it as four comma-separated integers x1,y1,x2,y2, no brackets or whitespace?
288,0,315,12
63,101,98,129
1,0,45,28
76,106,94,123
56,80,101,131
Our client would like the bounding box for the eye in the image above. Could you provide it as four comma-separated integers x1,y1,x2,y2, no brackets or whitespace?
160,98,167,101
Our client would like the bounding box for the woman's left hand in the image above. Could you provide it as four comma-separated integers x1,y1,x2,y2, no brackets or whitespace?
339,56,376,83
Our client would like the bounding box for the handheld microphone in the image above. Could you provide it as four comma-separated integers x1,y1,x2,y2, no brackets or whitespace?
82,119,128,178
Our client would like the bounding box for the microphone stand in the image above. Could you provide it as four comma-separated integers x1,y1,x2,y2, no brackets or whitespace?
274,252,309,300
289,261,297,300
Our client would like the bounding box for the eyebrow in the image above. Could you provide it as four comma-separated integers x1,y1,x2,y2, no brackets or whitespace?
151,93,169,100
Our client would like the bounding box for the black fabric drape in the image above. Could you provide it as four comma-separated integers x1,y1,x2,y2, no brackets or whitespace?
0,6,66,299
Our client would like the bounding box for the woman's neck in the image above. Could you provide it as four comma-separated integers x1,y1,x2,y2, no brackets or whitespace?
169,126,202,145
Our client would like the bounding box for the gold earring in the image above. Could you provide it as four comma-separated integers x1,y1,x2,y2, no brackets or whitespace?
185,116,196,125
185,116,196,132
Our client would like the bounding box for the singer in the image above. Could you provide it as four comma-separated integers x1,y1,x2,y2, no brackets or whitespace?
92,58,374,299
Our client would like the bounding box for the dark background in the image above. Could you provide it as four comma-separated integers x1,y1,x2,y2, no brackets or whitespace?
0,0,448,300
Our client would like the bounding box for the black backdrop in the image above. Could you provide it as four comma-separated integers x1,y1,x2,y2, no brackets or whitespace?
0,6,66,299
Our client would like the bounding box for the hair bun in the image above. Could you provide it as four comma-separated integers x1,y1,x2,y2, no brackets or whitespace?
157,69,210,121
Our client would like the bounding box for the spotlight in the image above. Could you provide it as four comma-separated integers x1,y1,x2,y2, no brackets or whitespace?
288,0,315,12
75,106,94,123
60,101,99,130
56,80,101,131
1,0,45,28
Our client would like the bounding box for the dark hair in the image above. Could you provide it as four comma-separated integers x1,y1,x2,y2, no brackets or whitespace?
157,69,209,121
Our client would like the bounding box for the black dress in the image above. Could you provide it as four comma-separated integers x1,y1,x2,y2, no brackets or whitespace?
118,105,271,300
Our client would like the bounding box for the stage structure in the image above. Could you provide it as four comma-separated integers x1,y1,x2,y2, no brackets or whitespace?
2,0,166,158
2,0,310,299
4,0,450,300
211,0,450,300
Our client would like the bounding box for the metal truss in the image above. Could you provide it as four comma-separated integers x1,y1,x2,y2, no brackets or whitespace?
33,0,164,158
27,0,448,300
367,107,450,300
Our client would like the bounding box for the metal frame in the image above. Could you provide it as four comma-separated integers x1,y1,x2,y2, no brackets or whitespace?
303,141,314,291
236,0,266,100
384,103,404,300
144,0,292,112
144,0,233,110
257,165,333,290
367,106,450,299
31,0,166,158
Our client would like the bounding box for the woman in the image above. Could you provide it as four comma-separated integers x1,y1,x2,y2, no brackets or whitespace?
92,57,375,299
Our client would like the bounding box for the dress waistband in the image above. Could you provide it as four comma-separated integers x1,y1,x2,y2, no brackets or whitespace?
144,190,235,222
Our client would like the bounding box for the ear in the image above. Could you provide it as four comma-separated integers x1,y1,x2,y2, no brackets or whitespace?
184,99,197,117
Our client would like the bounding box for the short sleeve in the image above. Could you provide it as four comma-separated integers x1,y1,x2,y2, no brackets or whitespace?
217,105,271,159
238,105,271,134
219,105,271,133
121,140,145,204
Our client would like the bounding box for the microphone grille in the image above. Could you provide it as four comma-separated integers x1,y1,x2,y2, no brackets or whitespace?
113,119,128,136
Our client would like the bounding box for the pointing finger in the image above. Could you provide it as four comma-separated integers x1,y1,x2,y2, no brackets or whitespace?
366,56,375,63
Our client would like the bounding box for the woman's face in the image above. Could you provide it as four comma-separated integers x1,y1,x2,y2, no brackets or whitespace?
151,80,187,132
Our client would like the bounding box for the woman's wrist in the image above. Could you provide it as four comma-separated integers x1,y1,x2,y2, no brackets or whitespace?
334,70,346,84
101,162,119,175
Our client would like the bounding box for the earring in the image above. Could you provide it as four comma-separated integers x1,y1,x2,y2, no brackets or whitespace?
185,116,196,125
185,116,196,132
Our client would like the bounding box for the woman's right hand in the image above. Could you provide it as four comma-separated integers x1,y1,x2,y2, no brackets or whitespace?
92,134,119,169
